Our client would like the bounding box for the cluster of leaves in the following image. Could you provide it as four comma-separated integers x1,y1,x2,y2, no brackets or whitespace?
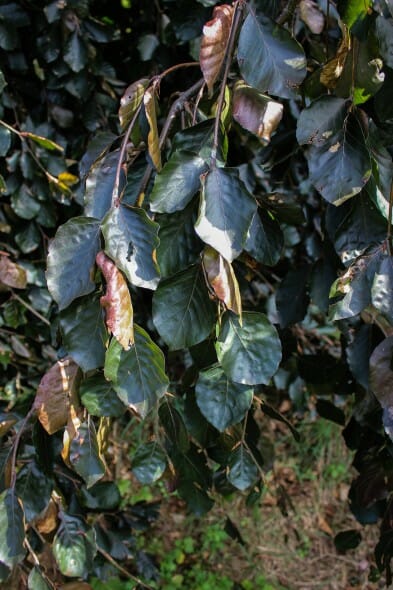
1,0,393,587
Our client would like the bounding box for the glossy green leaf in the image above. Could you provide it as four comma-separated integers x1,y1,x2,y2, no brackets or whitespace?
80,373,125,417
152,265,216,350
237,12,306,99
216,312,282,385
64,31,88,72
60,295,107,372
171,119,225,162
28,567,51,590
159,402,190,453
338,0,372,30
0,126,11,157
70,419,106,488
149,151,208,213
245,209,283,266
101,205,160,290
80,481,121,510
46,217,101,310
132,442,167,484
297,97,371,205
195,167,257,262
15,461,52,522
195,364,253,431
53,513,96,577
156,203,203,278
227,445,259,491
84,150,124,220
104,324,169,417
0,489,25,567
371,255,393,323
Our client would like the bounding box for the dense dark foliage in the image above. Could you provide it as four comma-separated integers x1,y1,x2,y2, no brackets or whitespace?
1,0,393,587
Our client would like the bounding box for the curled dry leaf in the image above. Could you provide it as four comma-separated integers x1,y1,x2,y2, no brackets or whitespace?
200,4,234,93
33,357,81,435
119,77,149,130
299,0,325,34
96,251,134,350
320,22,350,89
143,88,162,171
202,245,242,317
233,81,283,143
0,255,27,290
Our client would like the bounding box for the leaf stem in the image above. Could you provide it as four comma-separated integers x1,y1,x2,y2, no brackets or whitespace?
387,177,393,256
12,292,51,326
97,545,154,590
136,78,205,207
10,407,36,489
211,1,245,167
156,61,200,82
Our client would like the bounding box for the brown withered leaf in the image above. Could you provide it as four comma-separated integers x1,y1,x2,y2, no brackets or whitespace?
0,255,27,290
143,88,162,171
233,81,283,143
35,499,58,535
299,0,325,34
119,77,149,130
96,251,134,350
320,23,351,89
202,246,242,318
200,4,234,93
33,357,81,434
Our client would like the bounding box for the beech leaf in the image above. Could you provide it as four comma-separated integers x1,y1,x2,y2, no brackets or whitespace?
119,78,149,130
69,419,106,488
200,4,234,93
143,88,161,171
232,81,283,143
202,246,242,317
320,23,350,89
96,251,134,350
299,0,325,34
33,357,81,434
0,255,27,289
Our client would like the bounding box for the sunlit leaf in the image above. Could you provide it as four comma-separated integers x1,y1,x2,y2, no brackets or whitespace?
199,4,233,93
21,131,64,152
195,364,253,431
237,11,306,99
0,255,27,289
53,513,96,578
132,442,167,484
96,251,134,349
216,311,282,385
119,78,149,130
144,87,161,171
101,205,160,290
232,81,283,143
33,357,81,434
202,246,242,317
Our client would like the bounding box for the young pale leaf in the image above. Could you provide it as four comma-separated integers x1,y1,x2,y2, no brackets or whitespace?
80,373,125,417
119,78,149,130
60,295,107,372
195,167,257,262
299,0,324,34
339,0,372,30
21,131,64,152
15,461,52,522
152,264,216,350
245,210,284,266
227,445,258,491
96,251,134,349
46,217,101,310
33,357,81,434
237,12,306,99
53,513,96,578
199,4,234,93
195,364,253,431
156,203,203,278
232,81,283,143
216,312,282,385
104,325,168,417
144,88,161,171
69,419,106,488
132,442,167,484
149,151,208,213
101,205,160,290
28,567,51,590
0,255,27,289
296,97,371,205
202,246,242,317
0,489,25,568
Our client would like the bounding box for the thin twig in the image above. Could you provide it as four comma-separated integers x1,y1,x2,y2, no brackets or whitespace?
97,546,154,589
12,292,51,326
156,61,200,82
10,407,36,489
211,1,245,167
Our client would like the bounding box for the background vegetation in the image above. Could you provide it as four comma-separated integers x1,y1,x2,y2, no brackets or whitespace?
0,0,393,588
